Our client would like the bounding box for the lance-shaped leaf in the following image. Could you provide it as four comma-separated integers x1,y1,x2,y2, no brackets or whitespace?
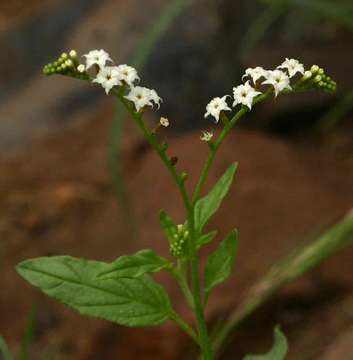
204,230,238,297
160,210,177,243
17,256,172,327
194,163,238,233
196,230,218,249
98,250,172,279
243,326,288,360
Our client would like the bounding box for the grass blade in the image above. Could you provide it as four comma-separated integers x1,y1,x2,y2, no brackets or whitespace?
0,336,14,360
212,207,353,356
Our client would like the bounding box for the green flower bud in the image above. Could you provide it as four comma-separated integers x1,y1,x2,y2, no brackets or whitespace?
311,65,319,73
69,50,77,58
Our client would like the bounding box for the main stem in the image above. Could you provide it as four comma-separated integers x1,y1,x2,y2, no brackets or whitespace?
116,94,213,358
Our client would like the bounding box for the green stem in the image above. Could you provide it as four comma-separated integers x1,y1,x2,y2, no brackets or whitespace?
171,311,199,344
192,93,270,204
114,91,213,358
170,264,194,308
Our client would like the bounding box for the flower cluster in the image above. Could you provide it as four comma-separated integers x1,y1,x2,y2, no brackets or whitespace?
169,224,189,258
204,58,309,123
43,49,162,113
43,50,89,80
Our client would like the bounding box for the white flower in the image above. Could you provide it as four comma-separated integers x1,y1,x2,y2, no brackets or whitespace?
77,64,86,73
233,81,262,109
116,64,140,87
93,66,122,94
200,131,213,142
160,117,169,127
242,67,268,83
83,49,112,69
149,89,162,109
262,70,291,97
204,96,231,123
125,86,162,112
278,58,304,78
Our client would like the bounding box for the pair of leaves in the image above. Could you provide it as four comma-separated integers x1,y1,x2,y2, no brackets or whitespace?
244,326,288,360
17,256,172,327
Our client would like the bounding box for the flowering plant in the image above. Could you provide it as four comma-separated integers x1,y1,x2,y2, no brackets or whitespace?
17,49,336,359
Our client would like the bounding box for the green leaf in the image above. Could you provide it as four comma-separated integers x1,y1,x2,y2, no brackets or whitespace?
196,230,218,249
98,250,172,279
194,163,238,233
160,210,177,243
204,230,238,296
243,326,288,360
0,336,14,360
17,256,172,327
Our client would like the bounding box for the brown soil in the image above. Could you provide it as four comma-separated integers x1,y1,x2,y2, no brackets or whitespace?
0,103,353,359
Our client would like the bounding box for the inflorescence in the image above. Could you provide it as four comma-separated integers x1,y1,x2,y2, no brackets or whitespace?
43,50,336,142
169,224,189,258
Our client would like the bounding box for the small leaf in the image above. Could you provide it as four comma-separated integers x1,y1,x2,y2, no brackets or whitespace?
204,230,238,296
194,163,238,233
196,230,218,249
17,256,172,327
160,210,177,243
98,250,172,279
0,336,14,360
243,326,288,360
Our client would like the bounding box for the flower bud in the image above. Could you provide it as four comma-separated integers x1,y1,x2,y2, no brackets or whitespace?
303,71,312,79
311,65,319,73
69,49,77,58
77,64,85,73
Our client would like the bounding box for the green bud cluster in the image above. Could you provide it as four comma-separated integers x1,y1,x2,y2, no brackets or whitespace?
298,65,336,93
42,50,88,80
169,224,189,258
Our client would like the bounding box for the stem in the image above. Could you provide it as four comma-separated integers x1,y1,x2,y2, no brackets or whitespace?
192,93,270,204
114,92,214,358
170,263,194,309
171,311,199,344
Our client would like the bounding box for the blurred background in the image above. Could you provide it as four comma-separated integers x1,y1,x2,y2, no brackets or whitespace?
0,0,352,359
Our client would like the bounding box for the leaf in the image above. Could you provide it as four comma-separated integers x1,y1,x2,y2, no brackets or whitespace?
194,163,238,233
204,230,238,296
160,210,177,243
243,326,288,360
17,256,172,327
0,336,14,360
98,250,172,279
196,230,218,249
